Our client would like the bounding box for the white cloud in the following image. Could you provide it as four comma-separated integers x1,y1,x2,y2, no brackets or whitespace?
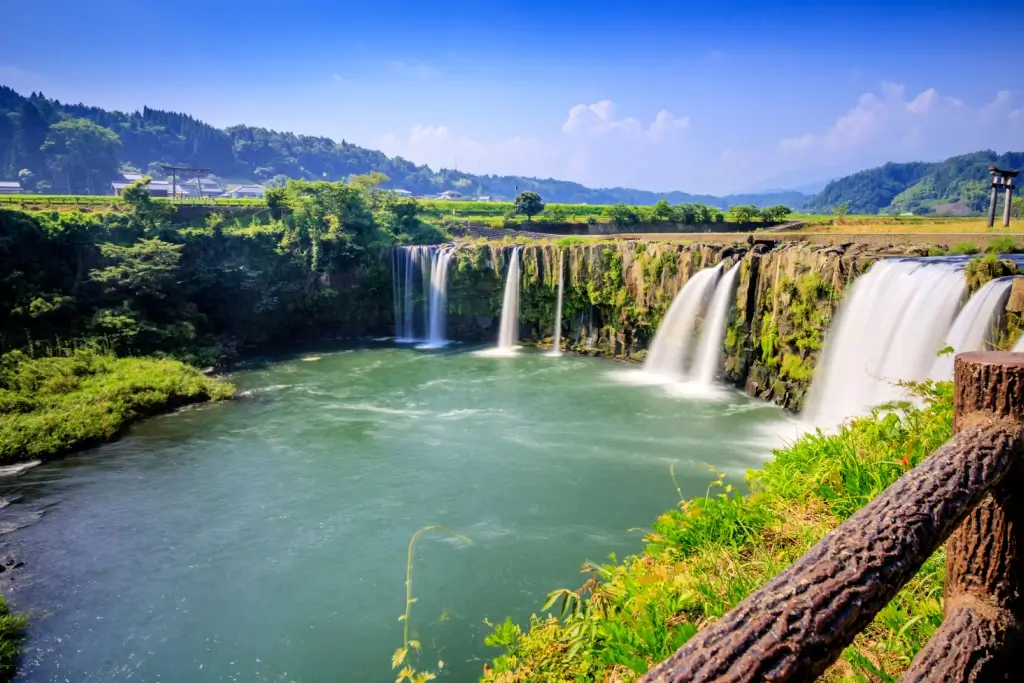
562,100,690,141
777,83,1024,163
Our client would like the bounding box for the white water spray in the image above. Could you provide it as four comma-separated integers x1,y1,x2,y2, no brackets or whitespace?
693,263,741,386
496,247,523,352
929,276,1014,379
549,250,565,356
643,265,722,379
802,259,966,429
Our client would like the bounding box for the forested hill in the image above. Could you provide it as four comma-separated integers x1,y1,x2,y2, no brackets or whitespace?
0,86,804,208
804,151,1024,215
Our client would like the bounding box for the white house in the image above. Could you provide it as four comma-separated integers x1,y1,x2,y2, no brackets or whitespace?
120,172,145,183
391,189,413,197
0,181,21,195
111,180,175,197
223,185,265,199
437,190,463,200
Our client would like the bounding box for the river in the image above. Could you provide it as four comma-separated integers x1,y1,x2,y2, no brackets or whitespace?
0,345,796,682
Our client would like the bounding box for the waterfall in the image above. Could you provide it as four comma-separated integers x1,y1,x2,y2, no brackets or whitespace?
401,247,417,340
929,277,1014,379
393,245,449,342
643,265,723,379
803,259,966,428
424,246,455,347
392,248,402,339
693,263,741,385
496,246,523,351
549,250,565,356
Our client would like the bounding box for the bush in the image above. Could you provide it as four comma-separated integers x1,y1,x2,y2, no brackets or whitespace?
949,241,979,255
985,236,1018,254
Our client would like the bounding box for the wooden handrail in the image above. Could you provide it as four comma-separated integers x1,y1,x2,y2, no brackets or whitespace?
639,352,1024,683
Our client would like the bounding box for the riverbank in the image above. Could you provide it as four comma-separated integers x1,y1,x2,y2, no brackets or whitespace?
0,348,235,463
0,595,26,683
483,379,952,681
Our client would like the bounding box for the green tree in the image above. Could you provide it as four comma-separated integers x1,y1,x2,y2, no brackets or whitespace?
606,203,640,226
40,118,121,194
544,205,568,223
728,204,761,224
651,199,680,222
513,191,544,221
761,205,792,223
1011,196,1024,220
832,200,851,218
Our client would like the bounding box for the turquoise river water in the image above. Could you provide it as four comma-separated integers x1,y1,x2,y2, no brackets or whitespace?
0,345,800,682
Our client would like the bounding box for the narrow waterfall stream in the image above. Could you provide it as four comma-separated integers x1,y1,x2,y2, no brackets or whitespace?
693,263,741,386
643,265,722,379
929,276,1015,379
549,250,565,356
495,246,523,352
424,246,455,348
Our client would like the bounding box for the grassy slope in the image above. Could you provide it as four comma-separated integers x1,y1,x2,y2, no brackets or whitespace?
0,349,235,463
484,382,952,682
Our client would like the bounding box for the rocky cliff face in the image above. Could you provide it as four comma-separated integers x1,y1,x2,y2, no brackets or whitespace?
444,239,890,411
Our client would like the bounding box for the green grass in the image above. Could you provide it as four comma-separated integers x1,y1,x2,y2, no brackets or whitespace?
0,348,235,463
483,381,953,682
0,594,26,682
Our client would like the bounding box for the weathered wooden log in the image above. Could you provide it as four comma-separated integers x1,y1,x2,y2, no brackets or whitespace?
640,353,1024,683
901,352,1024,682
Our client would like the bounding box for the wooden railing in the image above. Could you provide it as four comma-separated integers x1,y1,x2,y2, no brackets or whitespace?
640,351,1024,683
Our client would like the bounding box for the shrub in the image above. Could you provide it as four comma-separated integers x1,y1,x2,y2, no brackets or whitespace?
949,241,979,255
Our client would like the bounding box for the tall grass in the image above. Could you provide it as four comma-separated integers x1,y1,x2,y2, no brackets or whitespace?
484,381,953,682
0,347,234,462
393,526,471,683
0,595,26,683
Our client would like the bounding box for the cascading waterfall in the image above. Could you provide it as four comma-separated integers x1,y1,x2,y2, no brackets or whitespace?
693,263,741,386
929,276,1015,379
549,250,565,356
496,246,523,352
802,259,966,428
643,265,723,379
424,246,456,347
393,245,449,342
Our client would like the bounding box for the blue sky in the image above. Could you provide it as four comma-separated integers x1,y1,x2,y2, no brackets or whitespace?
2,0,1023,194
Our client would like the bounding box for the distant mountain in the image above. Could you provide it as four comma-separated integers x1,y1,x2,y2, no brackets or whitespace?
804,151,1024,215
0,85,805,209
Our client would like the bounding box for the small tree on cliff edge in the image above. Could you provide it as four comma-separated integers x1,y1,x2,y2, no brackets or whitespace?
514,191,544,221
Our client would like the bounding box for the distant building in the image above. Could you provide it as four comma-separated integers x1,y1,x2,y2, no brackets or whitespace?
391,189,413,197
222,185,266,199
120,172,145,182
437,190,463,200
0,181,21,195
180,177,224,197
111,180,174,198
476,195,493,202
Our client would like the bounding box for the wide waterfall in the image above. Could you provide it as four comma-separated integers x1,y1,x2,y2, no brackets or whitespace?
929,276,1014,379
424,246,456,347
803,259,966,428
643,265,722,379
693,263,741,386
393,245,451,343
496,247,523,352
549,250,565,356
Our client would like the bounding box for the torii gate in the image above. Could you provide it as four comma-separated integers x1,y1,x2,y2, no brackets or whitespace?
986,164,1018,227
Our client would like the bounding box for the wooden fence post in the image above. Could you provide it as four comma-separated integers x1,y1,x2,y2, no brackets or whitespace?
901,352,1024,682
